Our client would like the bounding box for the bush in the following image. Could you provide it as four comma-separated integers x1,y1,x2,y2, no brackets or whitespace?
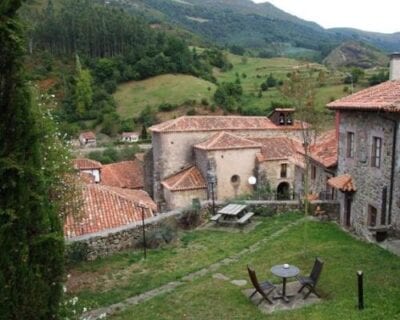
66,241,89,264
201,98,209,106
140,223,178,249
186,107,196,116
177,209,201,230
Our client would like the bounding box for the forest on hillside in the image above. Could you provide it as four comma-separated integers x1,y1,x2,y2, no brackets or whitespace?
21,0,232,136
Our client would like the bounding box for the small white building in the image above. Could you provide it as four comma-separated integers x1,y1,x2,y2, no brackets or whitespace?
121,132,139,143
79,131,96,147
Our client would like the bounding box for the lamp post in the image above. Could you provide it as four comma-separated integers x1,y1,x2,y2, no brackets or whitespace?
137,202,148,259
207,170,216,216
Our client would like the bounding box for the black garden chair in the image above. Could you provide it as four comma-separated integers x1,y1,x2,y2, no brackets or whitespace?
297,257,324,299
247,265,276,305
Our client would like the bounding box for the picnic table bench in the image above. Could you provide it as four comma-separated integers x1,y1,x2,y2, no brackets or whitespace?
237,212,254,224
210,213,222,222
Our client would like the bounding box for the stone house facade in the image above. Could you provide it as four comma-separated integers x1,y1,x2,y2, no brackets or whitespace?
327,53,400,238
79,131,96,147
148,111,337,210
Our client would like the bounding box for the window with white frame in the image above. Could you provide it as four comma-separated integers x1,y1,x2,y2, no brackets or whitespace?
346,132,354,158
371,136,382,168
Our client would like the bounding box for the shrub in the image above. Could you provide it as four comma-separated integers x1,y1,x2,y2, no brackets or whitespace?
140,223,178,249
66,241,89,264
177,209,201,230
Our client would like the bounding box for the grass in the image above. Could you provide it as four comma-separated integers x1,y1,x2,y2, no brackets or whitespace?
67,213,301,310
114,74,217,119
67,214,400,319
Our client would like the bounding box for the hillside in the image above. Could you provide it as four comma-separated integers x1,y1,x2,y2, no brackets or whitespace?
114,74,217,119
329,28,400,53
323,41,389,69
106,0,400,58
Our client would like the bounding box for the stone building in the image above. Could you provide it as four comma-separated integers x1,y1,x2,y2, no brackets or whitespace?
327,53,400,239
148,110,337,210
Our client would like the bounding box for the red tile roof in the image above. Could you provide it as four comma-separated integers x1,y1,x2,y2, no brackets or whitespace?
64,184,156,238
162,166,207,191
194,131,262,151
149,116,306,133
80,131,96,140
309,129,338,168
328,174,356,192
252,137,303,162
101,160,144,189
73,158,102,170
327,80,400,111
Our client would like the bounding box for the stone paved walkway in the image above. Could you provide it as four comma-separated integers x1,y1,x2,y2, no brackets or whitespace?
81,217,305,320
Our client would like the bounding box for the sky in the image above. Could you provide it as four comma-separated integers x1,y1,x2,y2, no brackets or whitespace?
252,0,400,34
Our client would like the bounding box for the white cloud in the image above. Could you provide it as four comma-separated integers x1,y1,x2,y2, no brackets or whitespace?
252,0,400,33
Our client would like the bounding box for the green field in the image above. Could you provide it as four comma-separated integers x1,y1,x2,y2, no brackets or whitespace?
113,52,353,121
67,214,400,319
114,74,217,119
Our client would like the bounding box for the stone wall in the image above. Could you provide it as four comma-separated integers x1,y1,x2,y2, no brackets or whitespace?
337,111,397,235
66,200,340,261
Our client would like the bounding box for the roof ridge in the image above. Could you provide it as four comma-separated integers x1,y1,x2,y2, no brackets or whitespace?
170,166,194,189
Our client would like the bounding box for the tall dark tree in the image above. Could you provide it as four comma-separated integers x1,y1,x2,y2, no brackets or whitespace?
0,1,64,319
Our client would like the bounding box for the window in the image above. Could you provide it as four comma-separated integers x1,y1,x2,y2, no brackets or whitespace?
368,205,377,227
230,175,240,186
280,163,287,178
346,132,354,158
311,165,316,180
371,137,382,168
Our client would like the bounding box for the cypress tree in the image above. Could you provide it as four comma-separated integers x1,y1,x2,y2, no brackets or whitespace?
0,1,64,319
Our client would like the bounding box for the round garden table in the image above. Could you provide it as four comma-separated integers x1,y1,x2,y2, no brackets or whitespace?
271,264,300,302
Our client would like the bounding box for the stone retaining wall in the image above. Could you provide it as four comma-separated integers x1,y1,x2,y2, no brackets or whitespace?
66,200,340,261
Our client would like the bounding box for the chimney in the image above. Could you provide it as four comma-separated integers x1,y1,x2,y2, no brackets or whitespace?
389,53,400,80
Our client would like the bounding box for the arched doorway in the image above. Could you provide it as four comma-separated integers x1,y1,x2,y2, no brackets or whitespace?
277,182,290,200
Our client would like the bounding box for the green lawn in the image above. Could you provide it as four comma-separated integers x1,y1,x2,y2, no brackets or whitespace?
67,214,400,319
114,74,217,119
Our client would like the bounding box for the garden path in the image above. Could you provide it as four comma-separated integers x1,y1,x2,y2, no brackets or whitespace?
81,217,306,320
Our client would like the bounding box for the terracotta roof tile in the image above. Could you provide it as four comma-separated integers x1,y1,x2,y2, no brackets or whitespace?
194,131,262,151
162,166,207,191
328,174,356,192
149,115,305,133
327,80,400,111
309,130,338,168
64,184,156,238
80,131,96,140
101,160,143,189
73,158,102,170
251,137,303,161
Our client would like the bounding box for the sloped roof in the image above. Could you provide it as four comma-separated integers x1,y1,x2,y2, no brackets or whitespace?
64,184,156,238
252,137,303,162
73,158,102,170
194,131,262,151
309,129,338,168
122,132,139,138
101,160,143,189
80,131,96,140
162,166,207,191
149,115,305,133
328,174,356,192
327,80,400,112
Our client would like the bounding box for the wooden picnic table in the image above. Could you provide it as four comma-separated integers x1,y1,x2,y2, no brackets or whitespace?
211,203,254,225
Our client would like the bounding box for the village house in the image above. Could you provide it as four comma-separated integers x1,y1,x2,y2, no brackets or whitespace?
327,53,400,240
74,158,144,188
121,131,140,143
79,131,97,147
147,110,337,210
64,184,156,238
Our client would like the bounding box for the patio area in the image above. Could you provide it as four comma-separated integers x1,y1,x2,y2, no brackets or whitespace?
244,281,321,314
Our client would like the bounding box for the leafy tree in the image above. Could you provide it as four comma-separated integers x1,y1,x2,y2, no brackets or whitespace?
0,1,64,318
281,69,323,256
368,70,389,86
213,82,243,110
74,55,93,116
